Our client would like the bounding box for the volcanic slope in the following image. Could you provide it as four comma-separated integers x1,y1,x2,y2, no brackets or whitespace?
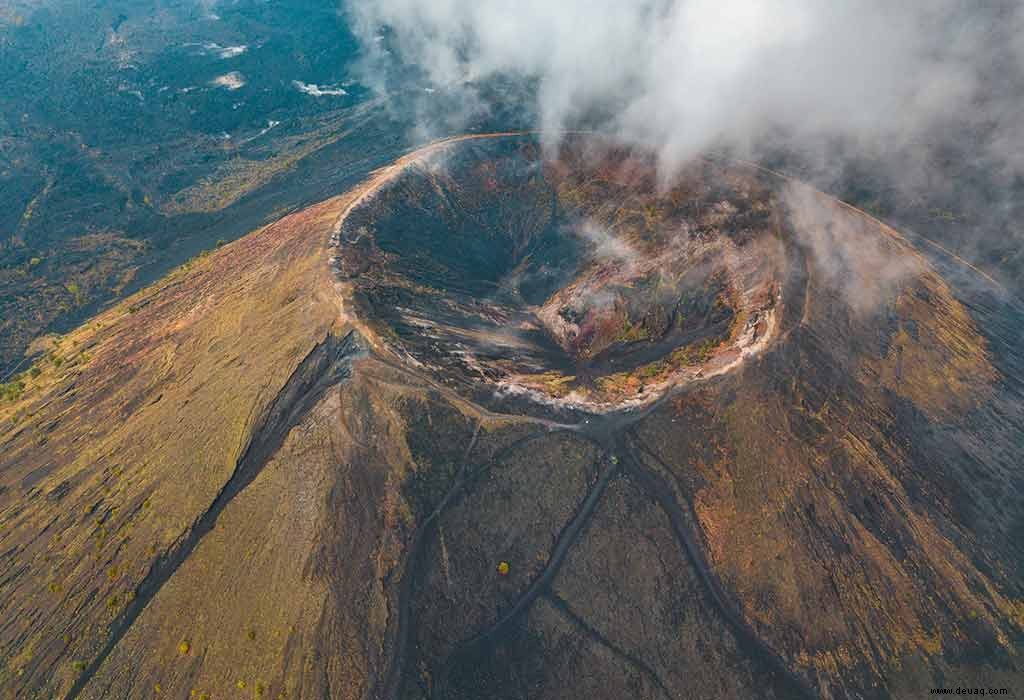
0,133,1022,700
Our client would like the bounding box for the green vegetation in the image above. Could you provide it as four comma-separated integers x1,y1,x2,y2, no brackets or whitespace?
541,372,577,396
65,281,87,307
671,337,720,366
614,316,650,343
638,361,666,379
0,379,25,402
930,207,958,222
177,247,217,274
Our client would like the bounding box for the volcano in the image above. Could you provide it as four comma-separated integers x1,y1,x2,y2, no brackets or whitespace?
1,133,1022,700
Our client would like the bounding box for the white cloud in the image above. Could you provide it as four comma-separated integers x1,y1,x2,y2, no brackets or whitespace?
185,42,247,59
293,80,348,97
205,42,248,59
346,1,1024,181
210,72,245,90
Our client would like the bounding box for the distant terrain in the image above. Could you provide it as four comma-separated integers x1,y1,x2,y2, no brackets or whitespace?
0,0,401,373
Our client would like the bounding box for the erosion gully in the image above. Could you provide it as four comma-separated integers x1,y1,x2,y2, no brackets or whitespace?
378,400,819,700
66,331,361,700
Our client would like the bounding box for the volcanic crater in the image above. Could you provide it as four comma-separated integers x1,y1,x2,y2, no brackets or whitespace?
334,135,787,412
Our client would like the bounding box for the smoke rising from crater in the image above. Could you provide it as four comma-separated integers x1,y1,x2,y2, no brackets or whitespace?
349,1,1020,169
346,0,1024,286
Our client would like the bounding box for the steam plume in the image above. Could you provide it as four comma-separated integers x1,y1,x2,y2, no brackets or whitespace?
346,0,1024,282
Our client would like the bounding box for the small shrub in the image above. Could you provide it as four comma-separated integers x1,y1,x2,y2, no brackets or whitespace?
0,381,25,402
65,282,87,306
